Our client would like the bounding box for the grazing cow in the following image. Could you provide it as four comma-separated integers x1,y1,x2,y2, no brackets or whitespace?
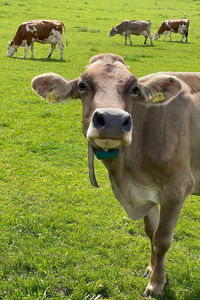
7,20,68,59
32,53,200,297
109,20,153,46
154,19,189,42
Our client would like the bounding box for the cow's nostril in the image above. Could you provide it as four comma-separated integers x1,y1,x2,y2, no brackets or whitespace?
93,111,106,129
122,115,132,132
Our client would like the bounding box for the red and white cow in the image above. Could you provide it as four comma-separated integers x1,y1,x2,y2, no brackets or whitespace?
7,20,68,59
154,19,189,42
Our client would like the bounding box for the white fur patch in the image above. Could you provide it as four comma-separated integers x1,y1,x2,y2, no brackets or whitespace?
32,29,62,45
116,179,161,220
26,25,35,33
7,43,16,57
164,20,169,27
178,24,187,34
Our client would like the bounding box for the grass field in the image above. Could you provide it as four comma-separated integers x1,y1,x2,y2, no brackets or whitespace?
0,0,200,299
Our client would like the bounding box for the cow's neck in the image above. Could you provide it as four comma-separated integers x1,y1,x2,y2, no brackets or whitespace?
102,146,161,220
13,34,22,46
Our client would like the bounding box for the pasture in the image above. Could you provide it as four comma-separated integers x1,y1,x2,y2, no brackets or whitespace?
0,0,200,299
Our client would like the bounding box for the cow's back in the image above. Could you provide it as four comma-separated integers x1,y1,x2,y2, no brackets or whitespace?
117,20,151,34
24,20,62,41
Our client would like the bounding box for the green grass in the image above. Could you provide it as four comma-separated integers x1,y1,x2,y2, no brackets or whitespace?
0,0,200,299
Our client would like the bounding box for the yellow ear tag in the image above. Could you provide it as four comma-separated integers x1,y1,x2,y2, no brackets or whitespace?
151,92,165,103
46,90,60,103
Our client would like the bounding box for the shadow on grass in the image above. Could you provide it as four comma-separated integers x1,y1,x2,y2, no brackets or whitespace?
152,283,200,300
163,41,193,45
184,288,200,300
112,42,168,49
9,57,68,62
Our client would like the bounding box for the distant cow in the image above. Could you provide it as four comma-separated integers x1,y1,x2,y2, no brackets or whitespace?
32,53,200,296
109,20,153,46
154,19,189,42
7,20,68,59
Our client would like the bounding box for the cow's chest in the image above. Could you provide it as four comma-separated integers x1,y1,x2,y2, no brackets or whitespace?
109,172,161,220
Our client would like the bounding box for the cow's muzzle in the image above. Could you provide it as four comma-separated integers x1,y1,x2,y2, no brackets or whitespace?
87,108,132,151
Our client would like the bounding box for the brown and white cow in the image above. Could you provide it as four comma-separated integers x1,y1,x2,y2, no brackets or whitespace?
7,20,68,59
154,19,189,42
109,20,153,46
32,53,200,297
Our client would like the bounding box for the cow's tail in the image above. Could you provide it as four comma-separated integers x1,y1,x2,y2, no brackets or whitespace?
61,22,68,46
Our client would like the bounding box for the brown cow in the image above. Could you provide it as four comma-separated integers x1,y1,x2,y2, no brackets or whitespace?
32,53,200,297
109,20,153,46
154,19,189,42
7,20,68,59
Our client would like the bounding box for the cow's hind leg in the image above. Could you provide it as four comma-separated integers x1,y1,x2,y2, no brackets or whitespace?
143,205,159,277
58,42,64,59
47,43,56,59
30,43,34,58
128,34,133,45
144,36,148,45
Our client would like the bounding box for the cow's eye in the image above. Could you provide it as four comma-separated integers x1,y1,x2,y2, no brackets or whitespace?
78,82,88,93
131,86,140,95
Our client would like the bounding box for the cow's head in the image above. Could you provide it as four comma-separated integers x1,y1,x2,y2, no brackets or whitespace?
154,32,160,40
32,53,182,184
32,54,134,152
7,41,17,57
109,27,118,37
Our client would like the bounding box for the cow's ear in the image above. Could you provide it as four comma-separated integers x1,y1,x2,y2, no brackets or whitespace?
139,75,182,103
32,73,79,102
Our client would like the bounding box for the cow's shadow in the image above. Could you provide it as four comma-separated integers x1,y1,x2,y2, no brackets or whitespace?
115,41,193,47
10,57,67,62
115,43,168,49
164,41,193,45
151,282,200,300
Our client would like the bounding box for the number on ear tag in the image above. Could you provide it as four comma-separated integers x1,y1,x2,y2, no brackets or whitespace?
46,90,60,103
151,92,165,103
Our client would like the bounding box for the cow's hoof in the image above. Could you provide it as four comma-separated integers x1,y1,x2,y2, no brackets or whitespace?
144,282,165,298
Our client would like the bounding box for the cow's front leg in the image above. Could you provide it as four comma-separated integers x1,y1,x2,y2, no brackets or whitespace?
22,44,29,59
144,200,184,297
143,205,159,277
148,33,153,46
163,32,168,41
169,32,172,42
124,33,128,45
